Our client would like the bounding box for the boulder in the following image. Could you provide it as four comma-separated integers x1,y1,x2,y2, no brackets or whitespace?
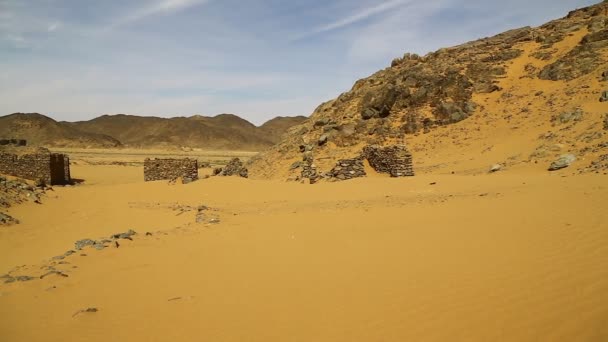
489,164,502,173
548,154,577,171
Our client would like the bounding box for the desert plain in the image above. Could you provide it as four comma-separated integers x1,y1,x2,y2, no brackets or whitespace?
0,146,607,342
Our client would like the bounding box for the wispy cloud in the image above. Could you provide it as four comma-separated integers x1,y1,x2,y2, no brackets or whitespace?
292,0,409,41
111,0,211,28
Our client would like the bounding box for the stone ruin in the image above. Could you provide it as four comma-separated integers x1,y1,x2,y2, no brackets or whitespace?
213,158,248,178
144,158,198,182
362,145,414,177
298,144,414,183
328,157,366,180
0,146,71,185
0,139,27,146
301,152,319,184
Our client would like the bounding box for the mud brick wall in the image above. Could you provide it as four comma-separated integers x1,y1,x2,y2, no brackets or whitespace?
144,158,198,182
329,158,366,180
362,144,414,177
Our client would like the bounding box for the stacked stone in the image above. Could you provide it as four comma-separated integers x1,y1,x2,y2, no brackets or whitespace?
300,152,319,184
0,146,71,185
328,158,366,180
362,144,414,177
0,139,26,146
144,158,199,182
217,158,248,178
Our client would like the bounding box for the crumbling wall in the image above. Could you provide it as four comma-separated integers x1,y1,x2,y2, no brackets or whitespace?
0,139,27,146
0,147,71,185
144,158,198,182
328,158,366,180
362,145,414,177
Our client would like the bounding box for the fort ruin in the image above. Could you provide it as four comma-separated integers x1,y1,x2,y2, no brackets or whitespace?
144,158,199,182
0,146,71,185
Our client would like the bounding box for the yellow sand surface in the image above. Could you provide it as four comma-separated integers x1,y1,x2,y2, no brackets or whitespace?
1,162,607,341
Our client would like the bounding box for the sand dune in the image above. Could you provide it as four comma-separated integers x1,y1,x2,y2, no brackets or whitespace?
1,163,607,341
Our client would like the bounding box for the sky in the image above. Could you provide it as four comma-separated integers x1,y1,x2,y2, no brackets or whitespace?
0,0,599,125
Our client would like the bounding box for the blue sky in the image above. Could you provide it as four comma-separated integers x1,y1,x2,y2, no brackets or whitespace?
0,0,599,125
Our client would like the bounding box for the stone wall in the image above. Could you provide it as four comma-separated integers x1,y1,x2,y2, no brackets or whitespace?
328,158,366,180
0,147,71,185
0,139,27,146
362,145,414,177
144,158,198,182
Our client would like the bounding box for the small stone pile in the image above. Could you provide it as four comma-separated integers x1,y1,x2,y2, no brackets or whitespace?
215,158,248,178
362,145,414,177
144,158,198,182
328,158,366,180
0,176,46,226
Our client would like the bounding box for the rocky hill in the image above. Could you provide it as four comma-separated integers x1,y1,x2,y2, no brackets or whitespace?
249,1,608,179
0,113,306,150
0,113,121,148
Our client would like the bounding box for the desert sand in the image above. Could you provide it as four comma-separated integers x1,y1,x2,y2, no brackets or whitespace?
1,158,607,341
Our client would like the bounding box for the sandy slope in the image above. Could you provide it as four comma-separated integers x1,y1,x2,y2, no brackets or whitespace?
1,164,607,341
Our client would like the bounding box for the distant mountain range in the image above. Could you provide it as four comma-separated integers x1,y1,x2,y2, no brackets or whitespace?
0,113,307,150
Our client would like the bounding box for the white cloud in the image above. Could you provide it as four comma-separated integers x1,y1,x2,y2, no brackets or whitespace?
111,0,211,27
47,22,61,32
292,0,410,41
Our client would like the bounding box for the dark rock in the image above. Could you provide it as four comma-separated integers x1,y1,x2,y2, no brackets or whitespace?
111,229,137,240
603,114,608,130
75,239,97,250
601,91,608,102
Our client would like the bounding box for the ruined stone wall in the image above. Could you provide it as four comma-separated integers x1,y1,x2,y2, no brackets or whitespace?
0,150,51,184
0,148,71,185
50,153,71,185
0,139,27,146
144,158,198,182
362,145,414,177
328,158,366,180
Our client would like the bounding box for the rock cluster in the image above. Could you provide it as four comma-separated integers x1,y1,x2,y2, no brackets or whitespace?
362,145,414,177
143,158,198,182
328,158,366,180
0,146,70,185
215,158,248,178
0,212,18,226
74,229,137,251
